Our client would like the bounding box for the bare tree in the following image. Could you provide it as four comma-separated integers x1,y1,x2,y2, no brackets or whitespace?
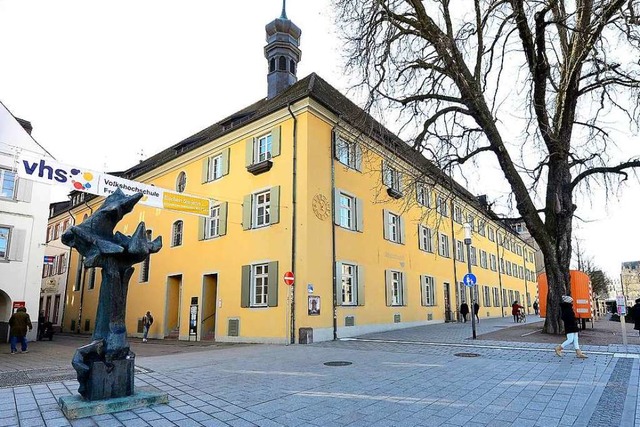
333,0,640,333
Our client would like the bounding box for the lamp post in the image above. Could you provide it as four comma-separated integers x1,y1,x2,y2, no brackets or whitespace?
464,223,477,339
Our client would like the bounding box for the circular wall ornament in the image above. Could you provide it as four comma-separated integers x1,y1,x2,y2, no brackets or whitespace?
312,194,330,220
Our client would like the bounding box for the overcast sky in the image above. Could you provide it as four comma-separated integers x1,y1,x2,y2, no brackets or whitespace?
0,0,637,281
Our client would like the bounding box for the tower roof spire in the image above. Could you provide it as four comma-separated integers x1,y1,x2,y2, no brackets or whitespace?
280,0,287,19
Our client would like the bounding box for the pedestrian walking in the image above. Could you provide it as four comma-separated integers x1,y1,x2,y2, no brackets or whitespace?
473,302,480,323
630,298,640,337
533,300,539,315
142,311,154,342
460,302,469,322
511,301,523,323
8,307,33,354
37,310,46,341
555,295,587,359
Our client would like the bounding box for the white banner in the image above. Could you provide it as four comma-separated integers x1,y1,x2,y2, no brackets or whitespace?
18,155,212,216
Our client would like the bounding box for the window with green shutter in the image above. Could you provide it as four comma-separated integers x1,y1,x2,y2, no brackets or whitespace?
241,261,279,308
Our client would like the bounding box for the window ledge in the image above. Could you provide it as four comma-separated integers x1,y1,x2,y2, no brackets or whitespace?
386,187,403,199
247,160,273,175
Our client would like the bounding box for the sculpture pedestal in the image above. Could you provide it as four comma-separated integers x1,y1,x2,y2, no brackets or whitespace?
86,359,134,401
59,386,169,419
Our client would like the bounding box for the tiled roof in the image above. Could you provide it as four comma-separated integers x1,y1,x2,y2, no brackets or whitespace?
119,72,514,233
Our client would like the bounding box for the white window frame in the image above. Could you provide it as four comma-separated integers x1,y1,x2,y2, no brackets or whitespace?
483,286,491,307
388,212,400,243
251,263,269,307
438,233,450,258
470,246,477,266
255,133,273,163
453,205,463,223
340,263,357,305
336,137,357,169
436,195,448,217
416,184,431,207
519,265,524,279
422,275,436,306
0,168,16,199
390,270,404,306
455,240,465,262
208,154,223,181
478,220,486,237
480,250,488,269
419,225,433,253
176,172,187,193
339,193,355,230
493,287,500,307
0,226,10,260
171,220,183,247
490,254,497,271
254,190,271,228
467,214,475,231
205,205,220,238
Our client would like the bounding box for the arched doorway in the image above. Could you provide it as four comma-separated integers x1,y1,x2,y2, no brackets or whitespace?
0,288,12,343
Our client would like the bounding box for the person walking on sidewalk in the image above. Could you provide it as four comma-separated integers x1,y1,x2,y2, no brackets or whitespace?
142,311,154,342
460,302,469,322
533,300,539,315
630,298,640,337
473,302,480,323
555,295,587,359
511,301,523,323
8,307,33,354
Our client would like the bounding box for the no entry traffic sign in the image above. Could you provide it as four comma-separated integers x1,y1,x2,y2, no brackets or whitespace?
284,271,295,286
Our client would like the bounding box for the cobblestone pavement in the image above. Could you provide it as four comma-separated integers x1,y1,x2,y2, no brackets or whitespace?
0,316,638,426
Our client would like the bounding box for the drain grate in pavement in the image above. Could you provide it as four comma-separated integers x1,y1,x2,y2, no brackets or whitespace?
324,361,353,366
454,352,480,358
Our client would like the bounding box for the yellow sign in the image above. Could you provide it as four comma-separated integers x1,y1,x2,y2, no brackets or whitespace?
163,192,210,216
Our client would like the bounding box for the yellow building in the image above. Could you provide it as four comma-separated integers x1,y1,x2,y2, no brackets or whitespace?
62,9,536,344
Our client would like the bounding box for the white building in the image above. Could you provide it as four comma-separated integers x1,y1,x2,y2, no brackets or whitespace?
0,101,52,342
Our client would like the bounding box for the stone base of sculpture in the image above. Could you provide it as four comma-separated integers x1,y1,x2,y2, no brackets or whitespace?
59,386,169,419
86,359,135,401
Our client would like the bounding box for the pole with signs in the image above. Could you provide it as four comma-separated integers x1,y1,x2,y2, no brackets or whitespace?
284,272,294,345
617,294,628,348
463,223,477,339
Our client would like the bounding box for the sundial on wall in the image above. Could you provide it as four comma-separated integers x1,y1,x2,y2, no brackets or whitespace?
312,194,330,220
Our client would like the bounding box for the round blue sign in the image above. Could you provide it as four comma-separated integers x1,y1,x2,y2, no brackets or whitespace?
463,273,477,287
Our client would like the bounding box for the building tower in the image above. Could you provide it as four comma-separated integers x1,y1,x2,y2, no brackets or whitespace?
265,0,302,99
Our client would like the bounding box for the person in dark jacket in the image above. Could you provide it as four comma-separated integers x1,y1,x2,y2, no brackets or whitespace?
555,295,587,358
460,303,469,322
630,298,640,336
512,301,523,323
473,302,480,323
8,307,33,354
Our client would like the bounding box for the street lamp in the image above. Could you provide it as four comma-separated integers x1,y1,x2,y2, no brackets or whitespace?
463,223,477,339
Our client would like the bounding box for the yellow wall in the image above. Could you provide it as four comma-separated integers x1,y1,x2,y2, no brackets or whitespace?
62,99,536,343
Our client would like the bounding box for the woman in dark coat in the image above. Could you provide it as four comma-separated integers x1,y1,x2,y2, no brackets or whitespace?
630,298,640,336
555,295,587,358
460,303,469,322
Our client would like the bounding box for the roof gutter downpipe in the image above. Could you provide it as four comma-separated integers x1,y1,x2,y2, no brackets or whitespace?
287,103,297,344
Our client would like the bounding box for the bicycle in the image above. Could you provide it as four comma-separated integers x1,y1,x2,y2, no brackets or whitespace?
517,310,527,323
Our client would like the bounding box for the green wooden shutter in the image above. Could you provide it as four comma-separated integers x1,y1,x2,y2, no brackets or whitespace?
198,217,206,240
201,157,209,183
355,197,363,232
432,278,437,305
221,148,230,176
267,261,278,307
245,138,254,166
385,270,393,306
399,215,405,244
382,210,389,240
241,265,251,307
218,202,228,236
355,143,363,171
357,265,365,306
401,272,407,306
335,261,342,306
270,186,280,224
418,225,425,251
242,194,252,230
271,126,281,158
420,275,426,306
333,188,341,225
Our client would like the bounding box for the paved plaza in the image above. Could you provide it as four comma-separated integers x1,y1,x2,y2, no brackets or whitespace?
1,316,639,426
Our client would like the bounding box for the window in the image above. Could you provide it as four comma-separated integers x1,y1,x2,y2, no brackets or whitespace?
490,254,497,271
467,214,475,231
453,205,463,223
208,154,223,181
421,275,436,306
455,240,465,262
256,134,272,163
438,233,450,257
493,287,500,307
87,268,96,290
175,172,187,193
139,230,152,282
341,263,356,305
502,289,508,306
252,263,269,306
478,220,486,237
418,225,434,253
201,202,227,239
516,245,523,256
334,189,363,232
171,221,183,247
339,194,354,229
241,261,278,308
386,270,405,306
56,253,67,275
488,227,495,242
470,246,477,266
0,226,9,260
416,184,431,207
382,162,402,193
483,286,491,307
383,210,404,244
515,291,521,303
243,187,280,230
436,195,448,217
0,169,16,199
335,136,361,170
506,261,512,276
509,290,515,305
207,206,220,238
278,56,286,71
480,250,488,269
500,258,505,273
519,266,524,279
